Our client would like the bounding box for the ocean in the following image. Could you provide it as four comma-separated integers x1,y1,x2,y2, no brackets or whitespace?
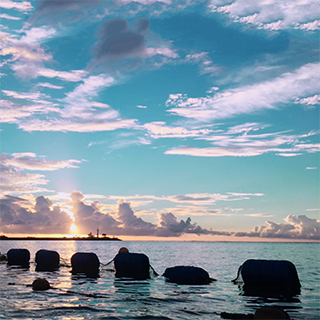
0,241,319,320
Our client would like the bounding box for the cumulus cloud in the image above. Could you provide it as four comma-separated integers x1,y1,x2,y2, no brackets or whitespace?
68,191,226,237
0,195,72,234
1,190,319,240
208,0,320,31
295,94,320,108
236,215,320,240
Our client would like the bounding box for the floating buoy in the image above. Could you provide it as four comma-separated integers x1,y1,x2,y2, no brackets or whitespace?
71,252,100,277
32,278,51,291
254,306,290,319
221,306,290,319
7,248,30,268
0,254,7,261
118,247,129,253
35,249,60,272
114,252,150,280
233,259,301,296
163,265,214,285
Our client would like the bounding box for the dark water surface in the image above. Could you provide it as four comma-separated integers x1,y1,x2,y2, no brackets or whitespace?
0,241,319,319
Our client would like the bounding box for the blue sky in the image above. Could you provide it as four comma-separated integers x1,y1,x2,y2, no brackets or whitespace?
0,0,319,240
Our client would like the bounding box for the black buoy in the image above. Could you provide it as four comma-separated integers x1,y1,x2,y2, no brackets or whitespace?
32,278,51,291
71,252,100,277
163,265,214,285
233,259,301,296
114,252,150,280
35,249,60,271
7,248,30,268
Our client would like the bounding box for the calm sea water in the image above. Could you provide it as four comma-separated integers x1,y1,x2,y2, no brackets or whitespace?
0,241,319,320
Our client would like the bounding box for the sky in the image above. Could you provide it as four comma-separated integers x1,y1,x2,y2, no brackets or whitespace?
0,0,319,241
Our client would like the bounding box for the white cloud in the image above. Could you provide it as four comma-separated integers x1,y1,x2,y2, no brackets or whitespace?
209,0,320,31
1,44,52,63
0,153,83,196
0,99,60,123
0,0,33,12
20,26,57,44
306,167,318,170
1,153,82,171
144,121,212,139
295,94,320,107
164,124,320,157
185,51,219,75
2,89,46,100
294,20,320,31
37,82,63,89
146,47,178,58
34,67,87,82
0,13,20,20
166,63,320,121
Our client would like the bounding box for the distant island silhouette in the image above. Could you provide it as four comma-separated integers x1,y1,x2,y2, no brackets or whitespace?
0,235,122,241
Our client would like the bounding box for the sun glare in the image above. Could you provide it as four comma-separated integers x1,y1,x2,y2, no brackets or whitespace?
70,223,77,233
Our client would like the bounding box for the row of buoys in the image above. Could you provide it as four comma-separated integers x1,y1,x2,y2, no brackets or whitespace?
2,247,301,295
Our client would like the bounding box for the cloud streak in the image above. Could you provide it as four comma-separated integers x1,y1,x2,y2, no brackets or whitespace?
166,63,320,121
0,153,83,196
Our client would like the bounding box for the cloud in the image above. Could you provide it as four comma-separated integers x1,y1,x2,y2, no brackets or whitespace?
0,153,83,196
0,99,59,123
20,26,57,44
164,123,320,157
157,212,214,237
90,18,149,71
1,74,139,133
37,82,63,89
0,195,72,234
235,215,320,240
0,13,21,20
1,153,82,171
68,191,227,237
0,0,33,12
1,190,319,240
295,94,320,108
208,0,320,31
306,167,318,170
166,63,320,121
144,121,213,139
89,18,178,72
28,0,98,25
11,64,87,81
185,52,219,75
